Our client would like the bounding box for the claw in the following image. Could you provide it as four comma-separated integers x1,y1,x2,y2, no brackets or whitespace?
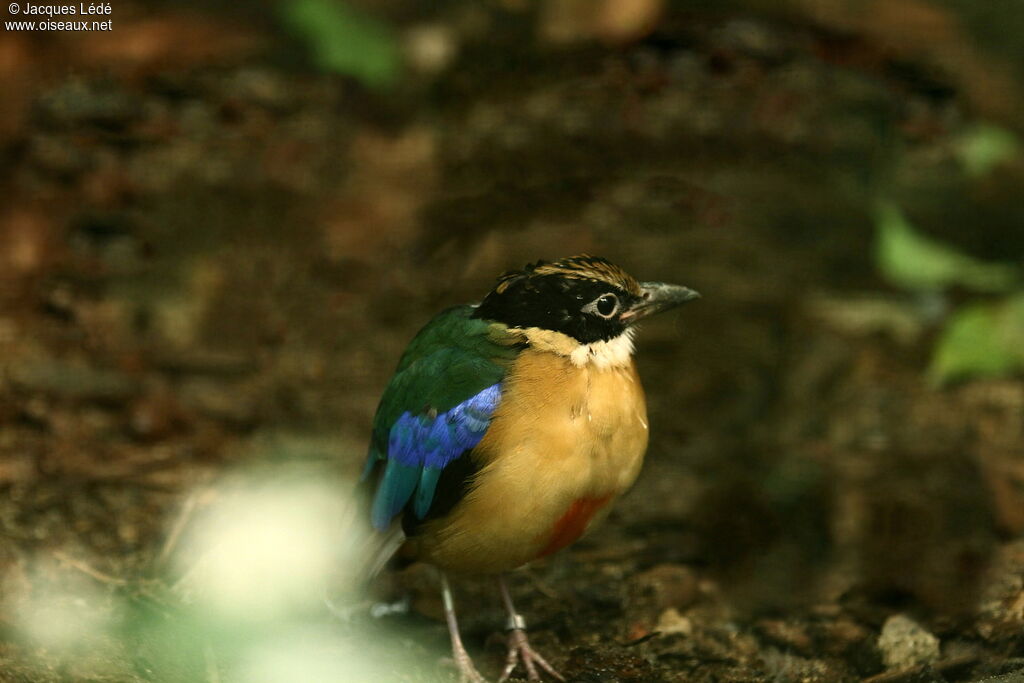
448,648,487,683
499,627,565,682
497,576,564,682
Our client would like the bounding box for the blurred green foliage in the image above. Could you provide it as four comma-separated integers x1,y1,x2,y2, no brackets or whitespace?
280,0,399,87
875,202,1017,293
929,295,1024,384
874,202,1024,385
955,124,1021,178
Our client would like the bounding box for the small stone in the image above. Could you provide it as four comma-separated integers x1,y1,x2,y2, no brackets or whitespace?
877,614,940,669
655,607,692,636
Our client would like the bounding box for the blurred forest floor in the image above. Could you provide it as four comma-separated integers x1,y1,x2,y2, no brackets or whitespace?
2,1,1024,681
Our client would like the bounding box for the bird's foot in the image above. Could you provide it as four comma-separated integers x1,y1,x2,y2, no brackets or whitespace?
445,640,487,683
499,627,564,682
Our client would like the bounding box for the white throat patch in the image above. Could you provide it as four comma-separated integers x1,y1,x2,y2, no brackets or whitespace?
569,330,636,369
511,327,636,370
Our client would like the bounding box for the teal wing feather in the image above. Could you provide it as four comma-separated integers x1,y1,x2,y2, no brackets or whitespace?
362,305,519,531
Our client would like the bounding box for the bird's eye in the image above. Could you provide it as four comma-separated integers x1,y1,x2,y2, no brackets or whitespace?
585,293,620,319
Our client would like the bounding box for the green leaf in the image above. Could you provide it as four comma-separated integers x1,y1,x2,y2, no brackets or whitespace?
929,294,1024,385
280,0,400,87
874,202,1018,293
955,123,1020,178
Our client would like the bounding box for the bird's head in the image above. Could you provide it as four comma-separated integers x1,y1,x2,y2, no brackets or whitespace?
473,255,699,345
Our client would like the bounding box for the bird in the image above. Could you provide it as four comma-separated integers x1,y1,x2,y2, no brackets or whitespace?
360,255,699,682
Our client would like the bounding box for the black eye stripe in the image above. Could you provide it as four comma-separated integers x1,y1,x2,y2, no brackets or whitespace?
474,276,629,343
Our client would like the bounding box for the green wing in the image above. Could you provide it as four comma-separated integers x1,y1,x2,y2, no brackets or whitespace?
362,306,520,531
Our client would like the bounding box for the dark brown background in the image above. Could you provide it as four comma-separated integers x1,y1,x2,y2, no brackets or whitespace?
1,1,1023,680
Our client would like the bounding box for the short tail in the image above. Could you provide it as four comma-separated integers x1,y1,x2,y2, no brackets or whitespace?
337,482,406,590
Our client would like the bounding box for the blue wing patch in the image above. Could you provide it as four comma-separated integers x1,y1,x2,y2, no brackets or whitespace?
369,383,501,530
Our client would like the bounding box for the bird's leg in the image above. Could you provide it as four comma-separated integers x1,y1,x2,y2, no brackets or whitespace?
440,572,486,683
497,575,565,682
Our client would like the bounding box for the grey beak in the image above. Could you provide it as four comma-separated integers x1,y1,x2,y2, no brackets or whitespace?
622,281,700,323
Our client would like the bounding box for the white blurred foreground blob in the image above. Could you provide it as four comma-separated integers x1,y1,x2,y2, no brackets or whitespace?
161,467,401,681
6,558,117,653
238,626,386,683
173,472,372,620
